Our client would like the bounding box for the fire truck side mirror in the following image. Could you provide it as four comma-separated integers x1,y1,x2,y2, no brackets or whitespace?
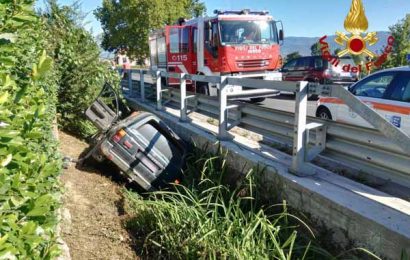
279,30,284,41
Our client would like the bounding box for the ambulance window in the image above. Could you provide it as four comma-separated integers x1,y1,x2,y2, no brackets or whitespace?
389,72,410,102
352,72,396,99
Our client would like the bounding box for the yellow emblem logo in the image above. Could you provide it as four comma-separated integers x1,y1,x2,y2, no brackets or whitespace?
334,0,378,58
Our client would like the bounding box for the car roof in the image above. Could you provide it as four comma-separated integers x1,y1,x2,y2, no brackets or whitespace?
373,66,410,73
350,66,410,87
287,55,355,61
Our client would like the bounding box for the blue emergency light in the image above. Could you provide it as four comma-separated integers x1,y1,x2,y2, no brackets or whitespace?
407,53,410,62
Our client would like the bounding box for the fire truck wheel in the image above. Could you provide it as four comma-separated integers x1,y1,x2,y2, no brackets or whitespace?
196,82,209,95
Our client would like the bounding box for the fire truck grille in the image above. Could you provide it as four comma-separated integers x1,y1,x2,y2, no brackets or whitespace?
236,59,269,68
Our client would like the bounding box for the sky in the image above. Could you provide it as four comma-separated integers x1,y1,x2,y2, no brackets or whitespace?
36,0,410,37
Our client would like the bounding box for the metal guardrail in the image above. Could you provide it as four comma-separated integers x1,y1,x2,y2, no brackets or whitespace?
120,69,410,188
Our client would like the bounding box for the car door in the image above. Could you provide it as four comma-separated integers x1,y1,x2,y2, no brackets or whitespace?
383,71,410,135
292,57,310,81
338,71,399,128
282,59,298,81
85,83,120,132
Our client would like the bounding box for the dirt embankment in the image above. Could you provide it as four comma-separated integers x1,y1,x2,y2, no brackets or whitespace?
59,131,138,260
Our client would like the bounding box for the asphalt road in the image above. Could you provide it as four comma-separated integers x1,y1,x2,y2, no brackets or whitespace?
260,94,318,117
129,72,318,117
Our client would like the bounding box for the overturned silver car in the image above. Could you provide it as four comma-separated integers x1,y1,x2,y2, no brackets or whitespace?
80,83,186,191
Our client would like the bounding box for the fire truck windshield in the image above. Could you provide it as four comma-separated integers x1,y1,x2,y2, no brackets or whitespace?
219,20,278,45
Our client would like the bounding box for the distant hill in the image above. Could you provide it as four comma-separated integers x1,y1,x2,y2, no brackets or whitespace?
282,31,390,56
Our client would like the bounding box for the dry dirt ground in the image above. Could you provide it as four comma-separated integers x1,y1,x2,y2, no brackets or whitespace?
59,131,138,260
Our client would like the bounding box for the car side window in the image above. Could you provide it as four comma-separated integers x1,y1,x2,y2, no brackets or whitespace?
388,72,410,102
296,57,310,69
314,58,324,69
283,59,297,70
352,72,396,99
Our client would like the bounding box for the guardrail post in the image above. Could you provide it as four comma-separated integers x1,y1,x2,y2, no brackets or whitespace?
217,77,233,141
290,81,314,176
139,69,145,101
155,71,162,110
179,73,188,122
128,69,133,96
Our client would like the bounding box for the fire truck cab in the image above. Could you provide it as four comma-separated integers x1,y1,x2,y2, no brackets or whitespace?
149,9,284,101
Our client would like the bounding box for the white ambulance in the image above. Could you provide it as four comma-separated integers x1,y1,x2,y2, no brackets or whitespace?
316,67,410,135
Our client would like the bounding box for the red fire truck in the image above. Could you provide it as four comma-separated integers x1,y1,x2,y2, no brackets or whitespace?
149,9,284,102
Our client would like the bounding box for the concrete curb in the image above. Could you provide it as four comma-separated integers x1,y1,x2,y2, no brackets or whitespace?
52,120,72,260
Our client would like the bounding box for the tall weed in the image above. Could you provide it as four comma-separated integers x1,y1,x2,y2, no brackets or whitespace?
124,148,330,259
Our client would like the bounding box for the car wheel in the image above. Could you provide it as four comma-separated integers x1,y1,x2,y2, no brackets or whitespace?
316,106,332,120
250,97,266,103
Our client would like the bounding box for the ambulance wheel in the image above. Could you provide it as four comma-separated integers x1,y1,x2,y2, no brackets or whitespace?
250,97,265,103
316,106,332,120
196,82,209,95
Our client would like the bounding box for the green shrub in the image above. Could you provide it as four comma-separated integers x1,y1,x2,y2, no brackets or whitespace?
124,149,331,259
41,0,120,139
0,1,61,259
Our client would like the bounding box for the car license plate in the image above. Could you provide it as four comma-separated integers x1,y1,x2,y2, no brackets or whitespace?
341,72,351,77
264,72,282,81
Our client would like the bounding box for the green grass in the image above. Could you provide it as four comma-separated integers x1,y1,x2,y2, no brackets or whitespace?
124,148,334,259
123,147,384,260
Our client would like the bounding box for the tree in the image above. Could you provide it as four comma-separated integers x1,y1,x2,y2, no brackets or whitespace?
95,0,206,62
285,51,301,62
383,14,410,68
310,42,321,56
334,48,342,56
42,0,119,138
188,0,206,17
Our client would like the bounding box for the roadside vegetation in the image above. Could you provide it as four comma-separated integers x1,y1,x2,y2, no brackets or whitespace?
123,148,382,259
0,0,119,258
40,0,120,139
383,14,410,68
1,0,408,259
0,1,61,258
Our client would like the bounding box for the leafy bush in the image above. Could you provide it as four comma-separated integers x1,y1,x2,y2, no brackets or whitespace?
124,149,332,259
0,1,61,259
42,0,120,139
